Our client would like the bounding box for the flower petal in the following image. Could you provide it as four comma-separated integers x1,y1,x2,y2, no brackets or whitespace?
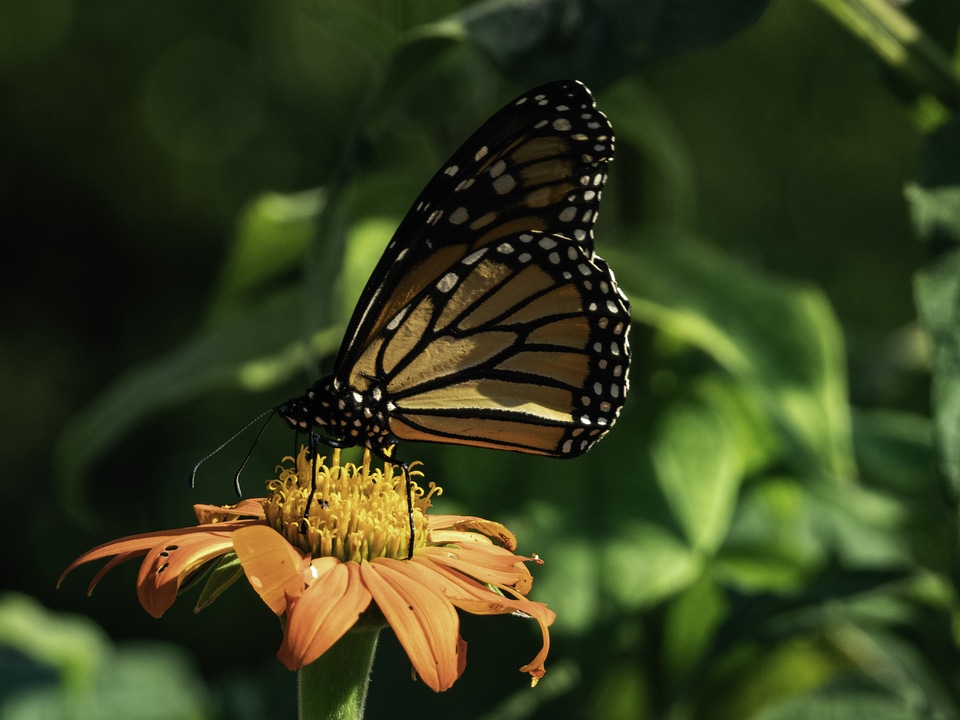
58,520,256,591
136,531,236,618
410,557,554,686
362,559,464,692
412,558,555,633
278,561,372,670
427,515,517,549
232,525,309,615
420,544,535,591
194,499,266,524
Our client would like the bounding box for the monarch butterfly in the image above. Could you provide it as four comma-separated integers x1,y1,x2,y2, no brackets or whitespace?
278,79,631,463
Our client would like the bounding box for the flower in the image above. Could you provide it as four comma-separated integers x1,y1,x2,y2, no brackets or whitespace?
59,448,554,692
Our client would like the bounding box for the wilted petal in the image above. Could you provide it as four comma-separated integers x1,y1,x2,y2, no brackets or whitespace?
278,560,372,670
136,531,236,618
409,557,554,685
232,525,309,615
428,515,517,550
362,559,463,692
421,543,535,590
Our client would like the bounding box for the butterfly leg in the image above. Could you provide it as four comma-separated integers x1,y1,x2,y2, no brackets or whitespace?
299,431,349,533
369,443,415,560
400,460,414,560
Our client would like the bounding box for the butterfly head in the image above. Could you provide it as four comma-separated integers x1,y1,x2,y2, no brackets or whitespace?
277,375,398,457
277,375,338,433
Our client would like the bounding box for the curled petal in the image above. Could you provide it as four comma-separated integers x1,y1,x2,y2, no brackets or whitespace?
363,559,464,692
428,515,517,550
194,499,266,524
409,558,554,685
136,532,236,618
420,544,535,591
232,525,309,615
278,561,372,670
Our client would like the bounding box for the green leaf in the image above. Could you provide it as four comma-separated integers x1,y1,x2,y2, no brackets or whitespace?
752,685,933,720
907,114,960,250
719,476,825,591
601,79,698,226
431,0,771,88
650,378,753,554
601,521,702,610
0,592,110,692
662,574,728,683
910,116,960,495
852,409,936,495
811,0,960,109
609,229,856,483
193,553,245,612
207,189,325,325
0,593,210,719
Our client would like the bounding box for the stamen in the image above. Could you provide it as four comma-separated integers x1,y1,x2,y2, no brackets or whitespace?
263,447,430,562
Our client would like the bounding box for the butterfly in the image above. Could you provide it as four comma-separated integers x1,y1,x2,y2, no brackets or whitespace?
279,79,630,466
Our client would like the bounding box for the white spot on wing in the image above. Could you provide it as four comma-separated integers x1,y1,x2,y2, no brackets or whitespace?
492,174,516,195
463,248,488,265
436,272,458,292
386,306,409,331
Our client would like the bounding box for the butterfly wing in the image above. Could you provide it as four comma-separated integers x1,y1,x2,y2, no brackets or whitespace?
334,79,615,377
348,230,630,457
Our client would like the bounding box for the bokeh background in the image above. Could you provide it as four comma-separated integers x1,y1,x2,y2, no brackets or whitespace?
3,0,960,718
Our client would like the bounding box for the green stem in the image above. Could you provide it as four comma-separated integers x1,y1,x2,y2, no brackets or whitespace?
812,0,960,109
297,626,382,720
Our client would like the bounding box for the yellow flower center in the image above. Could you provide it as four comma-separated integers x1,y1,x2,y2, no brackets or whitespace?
262,447,434,561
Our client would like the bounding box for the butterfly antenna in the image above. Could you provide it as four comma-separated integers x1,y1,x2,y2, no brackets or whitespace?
231,409,278,496
189,408,277,493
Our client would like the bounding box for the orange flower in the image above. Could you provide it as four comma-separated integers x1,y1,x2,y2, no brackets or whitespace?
59,448,553,692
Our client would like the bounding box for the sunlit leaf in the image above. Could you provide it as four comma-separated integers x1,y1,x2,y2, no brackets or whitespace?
601,521,702,610
610,230,856,483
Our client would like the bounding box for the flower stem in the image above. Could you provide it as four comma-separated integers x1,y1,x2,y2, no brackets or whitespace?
297,626,381,720
813,0,960,108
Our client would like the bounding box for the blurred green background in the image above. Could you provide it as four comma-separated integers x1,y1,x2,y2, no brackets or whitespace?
3,0,960,718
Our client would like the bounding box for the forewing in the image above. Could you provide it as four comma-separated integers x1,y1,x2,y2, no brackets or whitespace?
334,80,615,375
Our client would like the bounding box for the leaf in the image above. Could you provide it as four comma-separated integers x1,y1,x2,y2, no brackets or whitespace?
910,115,960,495
662,574,728,681
419,0,772,88
752,685,933,720
601,521,702,610
719,476,826,591
193,553,245,613
206,189,325,324
651,378,756,554
609,229,856,482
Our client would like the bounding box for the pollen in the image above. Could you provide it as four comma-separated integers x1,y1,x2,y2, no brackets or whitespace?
262,447,436,562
